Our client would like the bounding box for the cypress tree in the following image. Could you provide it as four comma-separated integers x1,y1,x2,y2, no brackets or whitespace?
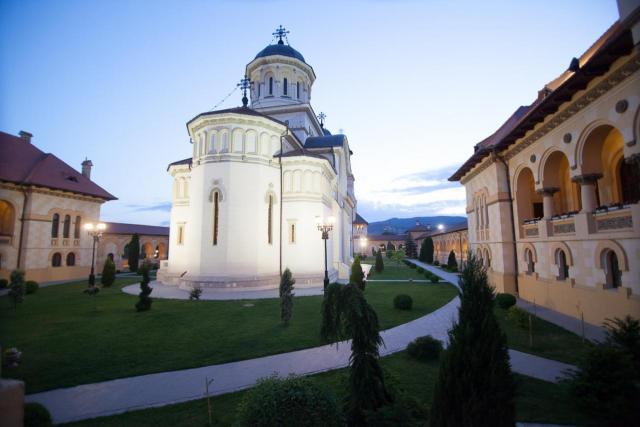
9,270,25,309
101,257,116,287
350,257,366,291
279,268,295,325
374,250,384,273
419,239,427,262
447,250,457,270
404,235,417,259
128,233,140,272
424,237,434,264
430,255,515,427
135,262,153,311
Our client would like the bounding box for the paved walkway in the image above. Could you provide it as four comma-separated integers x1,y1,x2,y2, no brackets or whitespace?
25,262,575,424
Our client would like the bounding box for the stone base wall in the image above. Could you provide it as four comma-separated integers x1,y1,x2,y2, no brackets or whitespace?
157,269,336,290
487,269,518,294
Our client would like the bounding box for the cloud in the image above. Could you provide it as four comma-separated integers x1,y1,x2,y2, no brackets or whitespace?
125,202,172,212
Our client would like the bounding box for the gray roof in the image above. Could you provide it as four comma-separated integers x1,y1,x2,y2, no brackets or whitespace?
103,222,169,236
353,213,368,225
255,41,306,63
305,134,347,149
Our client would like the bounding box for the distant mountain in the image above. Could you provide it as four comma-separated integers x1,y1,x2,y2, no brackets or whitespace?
367,216,466,235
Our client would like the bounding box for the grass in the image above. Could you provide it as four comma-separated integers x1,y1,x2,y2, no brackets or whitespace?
365,258,428,281
65,351,586,427
495,306,592,365
0,278,457,393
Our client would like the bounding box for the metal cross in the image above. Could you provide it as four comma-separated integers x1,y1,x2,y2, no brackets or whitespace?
237,75,251,96
318,112,326,127
272,25,290,43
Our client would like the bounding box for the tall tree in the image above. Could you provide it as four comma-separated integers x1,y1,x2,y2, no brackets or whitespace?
128,233,140,272
385,242,395,258
447,250,458,270
350,257,366,291
404,235,417,259
321,284,392,425
101,257,116,287
391,248,405,268
135,262,153,311
423,237,434,264
279,268,295,325
374,250,384,273
430,255,515,427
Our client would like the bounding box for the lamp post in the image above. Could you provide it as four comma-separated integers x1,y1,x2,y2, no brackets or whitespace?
360,237,368,257
85,222,106,286
316,215,336,290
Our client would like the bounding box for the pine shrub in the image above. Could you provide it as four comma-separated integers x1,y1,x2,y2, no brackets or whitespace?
135,262,153,312
496,293,517,309
416,267,424,273
603,316,640,372
127,233,140,272
430,255,515,427
101,258,116,287
375,250,384,273
433,260,440,266
350,257,366,291
189,286,202,300
429,274,439,284
393,294,413,310
24,402,53,427
447,250,457,270
25,280,39,294
421,237,434,264
9,270,25,308
280,268,295,325
0,278,8,289
407,336,443,361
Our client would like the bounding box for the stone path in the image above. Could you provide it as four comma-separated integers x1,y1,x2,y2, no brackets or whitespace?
25,261,576,424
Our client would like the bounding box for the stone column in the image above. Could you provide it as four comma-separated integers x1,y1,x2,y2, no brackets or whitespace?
572,173,602,213
536,187,559,219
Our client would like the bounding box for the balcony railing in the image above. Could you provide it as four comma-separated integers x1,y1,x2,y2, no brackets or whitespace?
594,205,633,232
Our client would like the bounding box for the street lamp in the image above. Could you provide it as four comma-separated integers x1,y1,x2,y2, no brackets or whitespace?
360,237,368,255
437,224,445,231
85,222,106,286
316,215,336,290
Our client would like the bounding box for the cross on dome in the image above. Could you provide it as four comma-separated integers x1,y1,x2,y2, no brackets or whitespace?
272,25,290,45
237,75,252,107
318,112,326,127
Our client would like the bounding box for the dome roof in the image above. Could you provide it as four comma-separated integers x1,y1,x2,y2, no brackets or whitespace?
255,41,306,63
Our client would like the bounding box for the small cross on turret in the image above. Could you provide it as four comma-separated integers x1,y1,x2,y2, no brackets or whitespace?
318,112,326,128
237,75,252,107
273,25,290,45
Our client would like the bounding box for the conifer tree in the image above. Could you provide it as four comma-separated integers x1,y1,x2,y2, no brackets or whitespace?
9,270,25,309
101,257,116,287
350,257,366,291
447,250,458,270
128,233,141,272
424,237,434,264
279,268,295,325
135,262,153,312
430,255,515,427
404,236,418,259
375,250,384,273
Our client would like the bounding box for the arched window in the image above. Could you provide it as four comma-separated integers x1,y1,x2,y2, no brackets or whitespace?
484,196,489,228
483,248,491,268
74,216,81,239
0,200,15,237
555,249,569,280
296,81,300,99
602,250,622,289
213,191,219,245
52,252,62,267
123,244,129,258
66,252,76,266
283,78,288,96
269,77,273,95
51,214,60,238
63,215,71,238
108,253,114,261
524,248,535,274
267,195,273,244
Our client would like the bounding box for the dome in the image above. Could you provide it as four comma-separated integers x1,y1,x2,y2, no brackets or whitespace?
255,41,306,63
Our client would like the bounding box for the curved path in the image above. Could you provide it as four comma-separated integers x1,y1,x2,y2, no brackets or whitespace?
26,262,575,424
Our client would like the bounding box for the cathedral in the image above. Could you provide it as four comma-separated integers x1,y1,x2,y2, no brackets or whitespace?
158,28,357,290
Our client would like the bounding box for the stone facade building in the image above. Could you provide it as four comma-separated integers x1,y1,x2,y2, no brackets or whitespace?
450,2,640,325
416,222,468,267
0,131,116,282
97,223,169,272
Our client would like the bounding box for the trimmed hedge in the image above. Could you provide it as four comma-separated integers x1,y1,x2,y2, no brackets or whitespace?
24,402,53,427
407,335,443,361
393,294,413,310
496,293,516,310
25,281,39,295
416,267,424,273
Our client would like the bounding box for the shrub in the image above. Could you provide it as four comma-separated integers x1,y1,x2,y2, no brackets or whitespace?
25,280,39,294
127,233,140,272
433,260,440,266
236,375,341,427
101,258,116,287
419,237,434,264
408,262,417,269
24,402,53,427
407,336,443,361
416,266,424,273
189,286,202,300
280,268,295,325
496,293,517,310
9,270,25,308
507,306,529,329
350,257,366,291
2,347,22,368
447,250,457,270
603,316,640,372
375,250,384,273
429,274,440,284
0,278,8,289
135,262,153,312
393,294,413,310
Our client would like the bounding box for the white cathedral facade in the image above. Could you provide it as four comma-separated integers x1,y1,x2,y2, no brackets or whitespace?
158,29,357,289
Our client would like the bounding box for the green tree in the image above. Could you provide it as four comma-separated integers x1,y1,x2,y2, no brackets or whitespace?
391,248,405,268
603,316,640,372
447,250,457,270
385,242,395,258
321,283,392,425
423,237,434,264
9,269,25,308
404,236,417,259
127,233,140,272
350,257,366,291
371,247,376,257
375,250,384,273
279,268,295,325
100,257,116,287
430,255,515,427
135,262,153,311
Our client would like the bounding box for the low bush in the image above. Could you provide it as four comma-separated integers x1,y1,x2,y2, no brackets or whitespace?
429,274,440,283
496,293,517,310
407,335,443,361
236,374,341,427
393,294,413,310
24,402,53,427
434,260,440,266
408,263,417,269
0,278,7,289
507,306,530,329
189,286,202,300
416,267,424,273
25,280,39,295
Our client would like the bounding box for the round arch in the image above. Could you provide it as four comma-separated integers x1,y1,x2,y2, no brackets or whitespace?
548,241,574,266
593,240,628,271
539,149,581,214
520,242,538,262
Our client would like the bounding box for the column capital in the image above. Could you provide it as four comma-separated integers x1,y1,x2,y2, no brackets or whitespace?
536,187,559,196
571,173,603,184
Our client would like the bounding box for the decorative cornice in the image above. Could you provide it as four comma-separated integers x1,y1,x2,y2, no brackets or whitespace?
0,182,106,204
571,173,603,184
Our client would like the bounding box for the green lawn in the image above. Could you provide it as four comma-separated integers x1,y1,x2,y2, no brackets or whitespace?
65,351,585,427
495,306,592,365
0,278,456,393
365,258,427,281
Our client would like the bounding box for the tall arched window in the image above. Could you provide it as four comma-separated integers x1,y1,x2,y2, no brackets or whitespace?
74,216,81,239
484,196,489,228
602,250,622,289
483,248,491,268
0,200,15,237
555,249,569,280
52,252,62,267
267,195,273,244
51,213,60,238
524,248,535,274
63,215,71,238
66,252,76,266
269,77,273,95
213,191,219,245
296,81,300,99
283,78,288,96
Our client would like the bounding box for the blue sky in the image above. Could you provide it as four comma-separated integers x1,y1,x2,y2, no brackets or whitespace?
0,0,619,225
